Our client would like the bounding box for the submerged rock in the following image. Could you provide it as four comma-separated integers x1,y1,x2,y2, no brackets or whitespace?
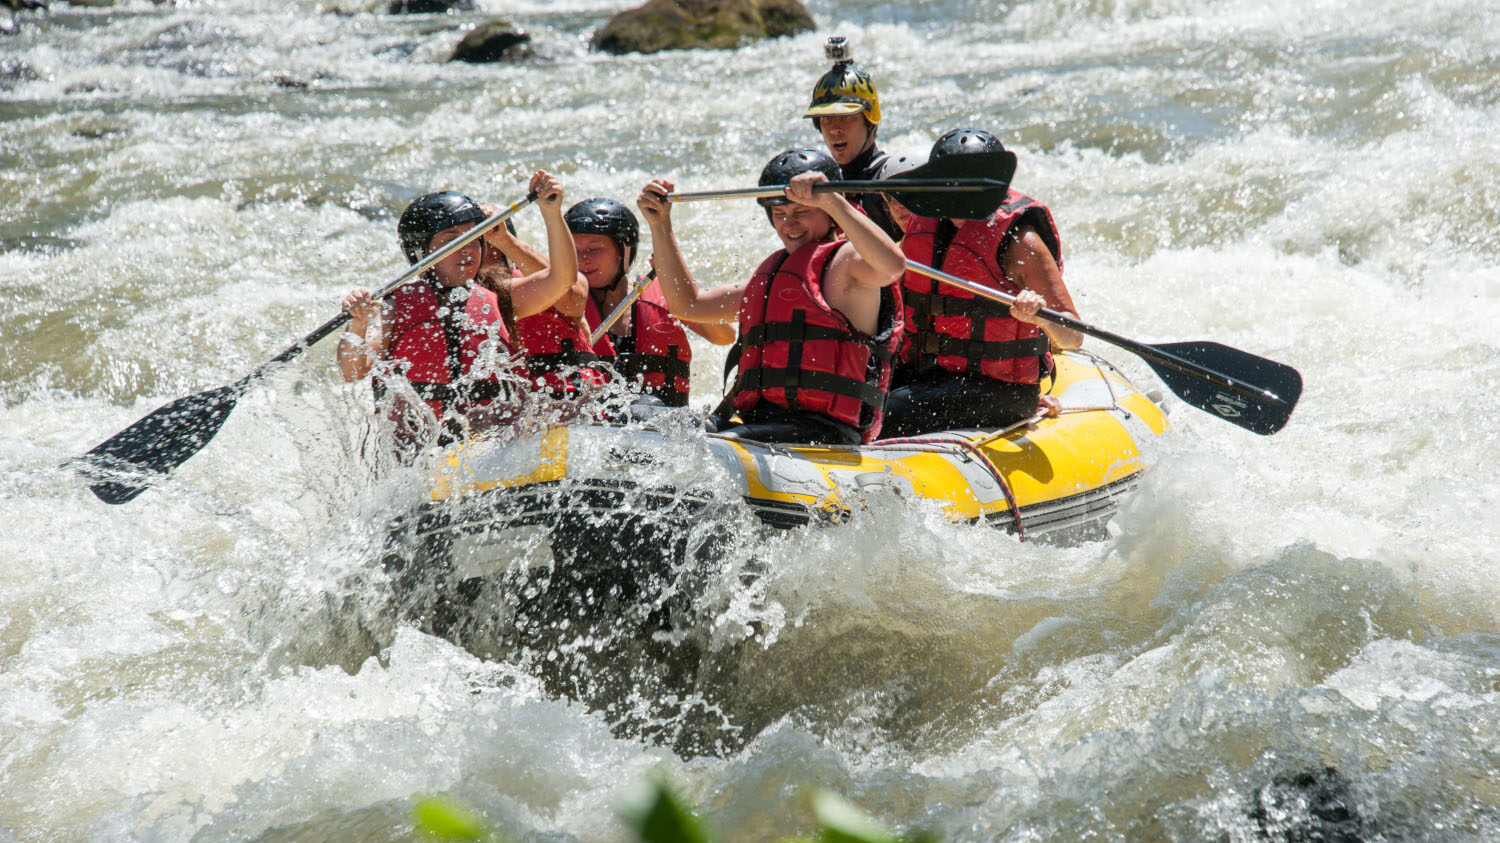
1,58,37,86
592,0,814,56
1250,767,1368,842
3,0,47,36
131,20,242,78
448,19,532,63
387,0,473,13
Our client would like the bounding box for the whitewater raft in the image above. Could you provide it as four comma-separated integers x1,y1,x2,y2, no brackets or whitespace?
387,351,1169,578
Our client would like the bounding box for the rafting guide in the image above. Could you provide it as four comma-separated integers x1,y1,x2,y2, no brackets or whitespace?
804,36,900,242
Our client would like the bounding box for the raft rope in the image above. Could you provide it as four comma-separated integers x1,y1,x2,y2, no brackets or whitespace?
695,351,1162,540
1078,346,1126,413
969,349,1135,448
709,430,1028,539
868,433,1026,539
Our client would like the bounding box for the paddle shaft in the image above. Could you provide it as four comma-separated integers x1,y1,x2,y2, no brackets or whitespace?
81,190,539,503
904,260,1289,407
589,269,657,346
663,151,1015,220
258,192,538,375
666,178,1006,204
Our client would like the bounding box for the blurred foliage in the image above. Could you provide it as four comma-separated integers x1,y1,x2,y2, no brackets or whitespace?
412,776,938,843
412,794,498,842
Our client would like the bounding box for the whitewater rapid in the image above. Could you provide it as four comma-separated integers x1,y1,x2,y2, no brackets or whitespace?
2,0,1497,839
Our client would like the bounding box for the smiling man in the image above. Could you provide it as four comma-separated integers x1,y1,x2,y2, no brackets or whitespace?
803,37,900,241
638,148,906,445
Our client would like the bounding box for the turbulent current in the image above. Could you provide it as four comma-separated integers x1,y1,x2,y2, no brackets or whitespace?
2,0,1498,839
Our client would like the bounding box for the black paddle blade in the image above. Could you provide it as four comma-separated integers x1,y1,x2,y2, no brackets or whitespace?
80,380,247,504
892,148,1017,219
1145,341,1303,435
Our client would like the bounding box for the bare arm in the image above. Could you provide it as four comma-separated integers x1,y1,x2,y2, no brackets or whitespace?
547,274,589,319
787,171,904,289
683,318,737,345
1004,226,1083,349
636,178,745,324
336,287,388,382
479,170,586,320
480,214,549,277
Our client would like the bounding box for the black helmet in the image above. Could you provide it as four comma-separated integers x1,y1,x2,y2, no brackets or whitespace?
930,128,1006,162
565,198,640,271
757,147,842,209
397,191,487,264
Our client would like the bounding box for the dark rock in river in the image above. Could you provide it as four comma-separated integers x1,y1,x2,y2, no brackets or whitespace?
1250,767,1368,842
592,0,815,56
388,0,473,13
448,19,533,63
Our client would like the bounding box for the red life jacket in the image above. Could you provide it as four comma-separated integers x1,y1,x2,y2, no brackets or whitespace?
586,286,693,407
900,190,1062,383
730,239,903,442
513,306,609,395
383,280,523,419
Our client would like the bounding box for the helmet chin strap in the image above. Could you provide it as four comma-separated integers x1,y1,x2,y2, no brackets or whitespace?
591,246,632,299
589,267,627,313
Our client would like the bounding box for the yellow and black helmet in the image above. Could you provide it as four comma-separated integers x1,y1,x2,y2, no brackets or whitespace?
803,37,881,125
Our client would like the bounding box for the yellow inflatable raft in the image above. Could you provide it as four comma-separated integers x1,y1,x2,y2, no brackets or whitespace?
408,350,1168,554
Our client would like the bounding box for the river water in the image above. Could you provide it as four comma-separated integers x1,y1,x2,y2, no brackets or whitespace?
2,0,1498,839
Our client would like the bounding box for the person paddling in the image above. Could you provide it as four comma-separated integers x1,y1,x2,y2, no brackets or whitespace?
638,148,905,445
337,170,583,445
881,130,1082,436
484,210,607,400
803,36,900,241
567,198,734,407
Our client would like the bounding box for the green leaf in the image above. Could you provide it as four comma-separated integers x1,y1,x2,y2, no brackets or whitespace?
623,777,714,843
810,791,900,843
413,794,490,841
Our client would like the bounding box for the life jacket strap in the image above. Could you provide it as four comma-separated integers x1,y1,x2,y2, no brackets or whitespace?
741,321,896,364
409,378,514,405
733,366,886,411
912,332,1049,364
906,288,1013,320
525,334,603,374
610,352,691,387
